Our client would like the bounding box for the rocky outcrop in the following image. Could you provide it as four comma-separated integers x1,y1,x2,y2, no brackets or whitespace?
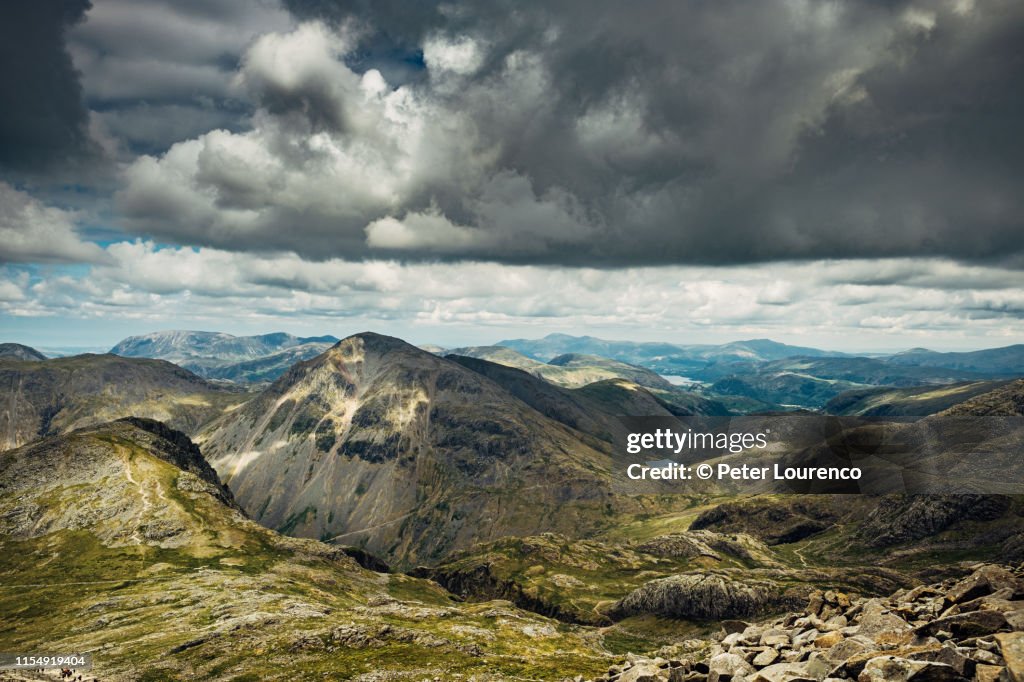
858,496,1013,548
609,573,808,620
689,499,842,545
584,563,1024,682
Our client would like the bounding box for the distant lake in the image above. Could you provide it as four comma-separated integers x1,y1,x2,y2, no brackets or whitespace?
661,374,703,387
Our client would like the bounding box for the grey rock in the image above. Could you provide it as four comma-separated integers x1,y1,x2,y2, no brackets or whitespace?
708,653,756,682
858,656,963,682
754,649,780,667
914,610,1009,639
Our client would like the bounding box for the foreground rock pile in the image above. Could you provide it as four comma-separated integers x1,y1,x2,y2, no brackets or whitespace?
585,564,1024,682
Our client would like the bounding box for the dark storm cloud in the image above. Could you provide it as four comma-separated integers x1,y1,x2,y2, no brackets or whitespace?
0,1,95,172
67,0,291,155
112,0,1024,267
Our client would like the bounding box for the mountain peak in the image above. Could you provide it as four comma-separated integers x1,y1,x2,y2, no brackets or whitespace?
334,331,422,354
0,342,46,361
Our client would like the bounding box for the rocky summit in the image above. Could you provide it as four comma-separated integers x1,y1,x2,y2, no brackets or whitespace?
581,563,1024,682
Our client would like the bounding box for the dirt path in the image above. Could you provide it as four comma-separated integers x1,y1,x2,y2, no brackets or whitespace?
326,511,416,542
121,446,156,544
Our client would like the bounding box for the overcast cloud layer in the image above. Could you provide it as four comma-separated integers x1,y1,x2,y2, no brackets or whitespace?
117,0,1024,265
0,0,1022,348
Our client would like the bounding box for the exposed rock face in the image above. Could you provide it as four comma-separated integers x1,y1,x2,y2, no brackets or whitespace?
584,564,1024,682
634,531,775,563
200,332,623,567
0,353,247,450
689,493,1018,560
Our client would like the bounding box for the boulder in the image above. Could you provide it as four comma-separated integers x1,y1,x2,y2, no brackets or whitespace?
859,601,913,641
620,663,666,682
914,610,1008,639
857,656,963,682
748,663,816,682
754,649,780,667
823,638,873,666
973,664,1002,682
815,632,844,648
945,566,1021,605
997,632,1024,682
708,652,755,682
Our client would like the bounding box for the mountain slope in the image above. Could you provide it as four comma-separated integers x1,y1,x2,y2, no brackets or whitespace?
110,330,339,381
545,353,673,389
0,342,46,361
938,378,1024,416
0,419,614,680
0,354,248,450
447,355,697,447
447,345,547,371
825,380,1010,416
200,333,623,567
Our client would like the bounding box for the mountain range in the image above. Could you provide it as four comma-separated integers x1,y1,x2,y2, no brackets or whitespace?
1,330,1023,678
110,330,340,383
446,345,674,389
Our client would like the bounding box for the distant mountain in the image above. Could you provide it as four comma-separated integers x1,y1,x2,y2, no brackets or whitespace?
447,345,546,371
497,333,842,376
0,342,46,361
201,342,338,383
0,354,248,450
498,333,684,362
885,344,1024,377
448,345,673,389
199,333,624,567
545,353,673,389
826,380,1010,416
110,330,339,382
710,356,987,409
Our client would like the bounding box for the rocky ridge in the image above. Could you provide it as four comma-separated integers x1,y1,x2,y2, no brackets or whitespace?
582,563,1024,682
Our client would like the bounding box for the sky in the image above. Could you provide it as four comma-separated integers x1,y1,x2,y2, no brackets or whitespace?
1,0,1023,352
